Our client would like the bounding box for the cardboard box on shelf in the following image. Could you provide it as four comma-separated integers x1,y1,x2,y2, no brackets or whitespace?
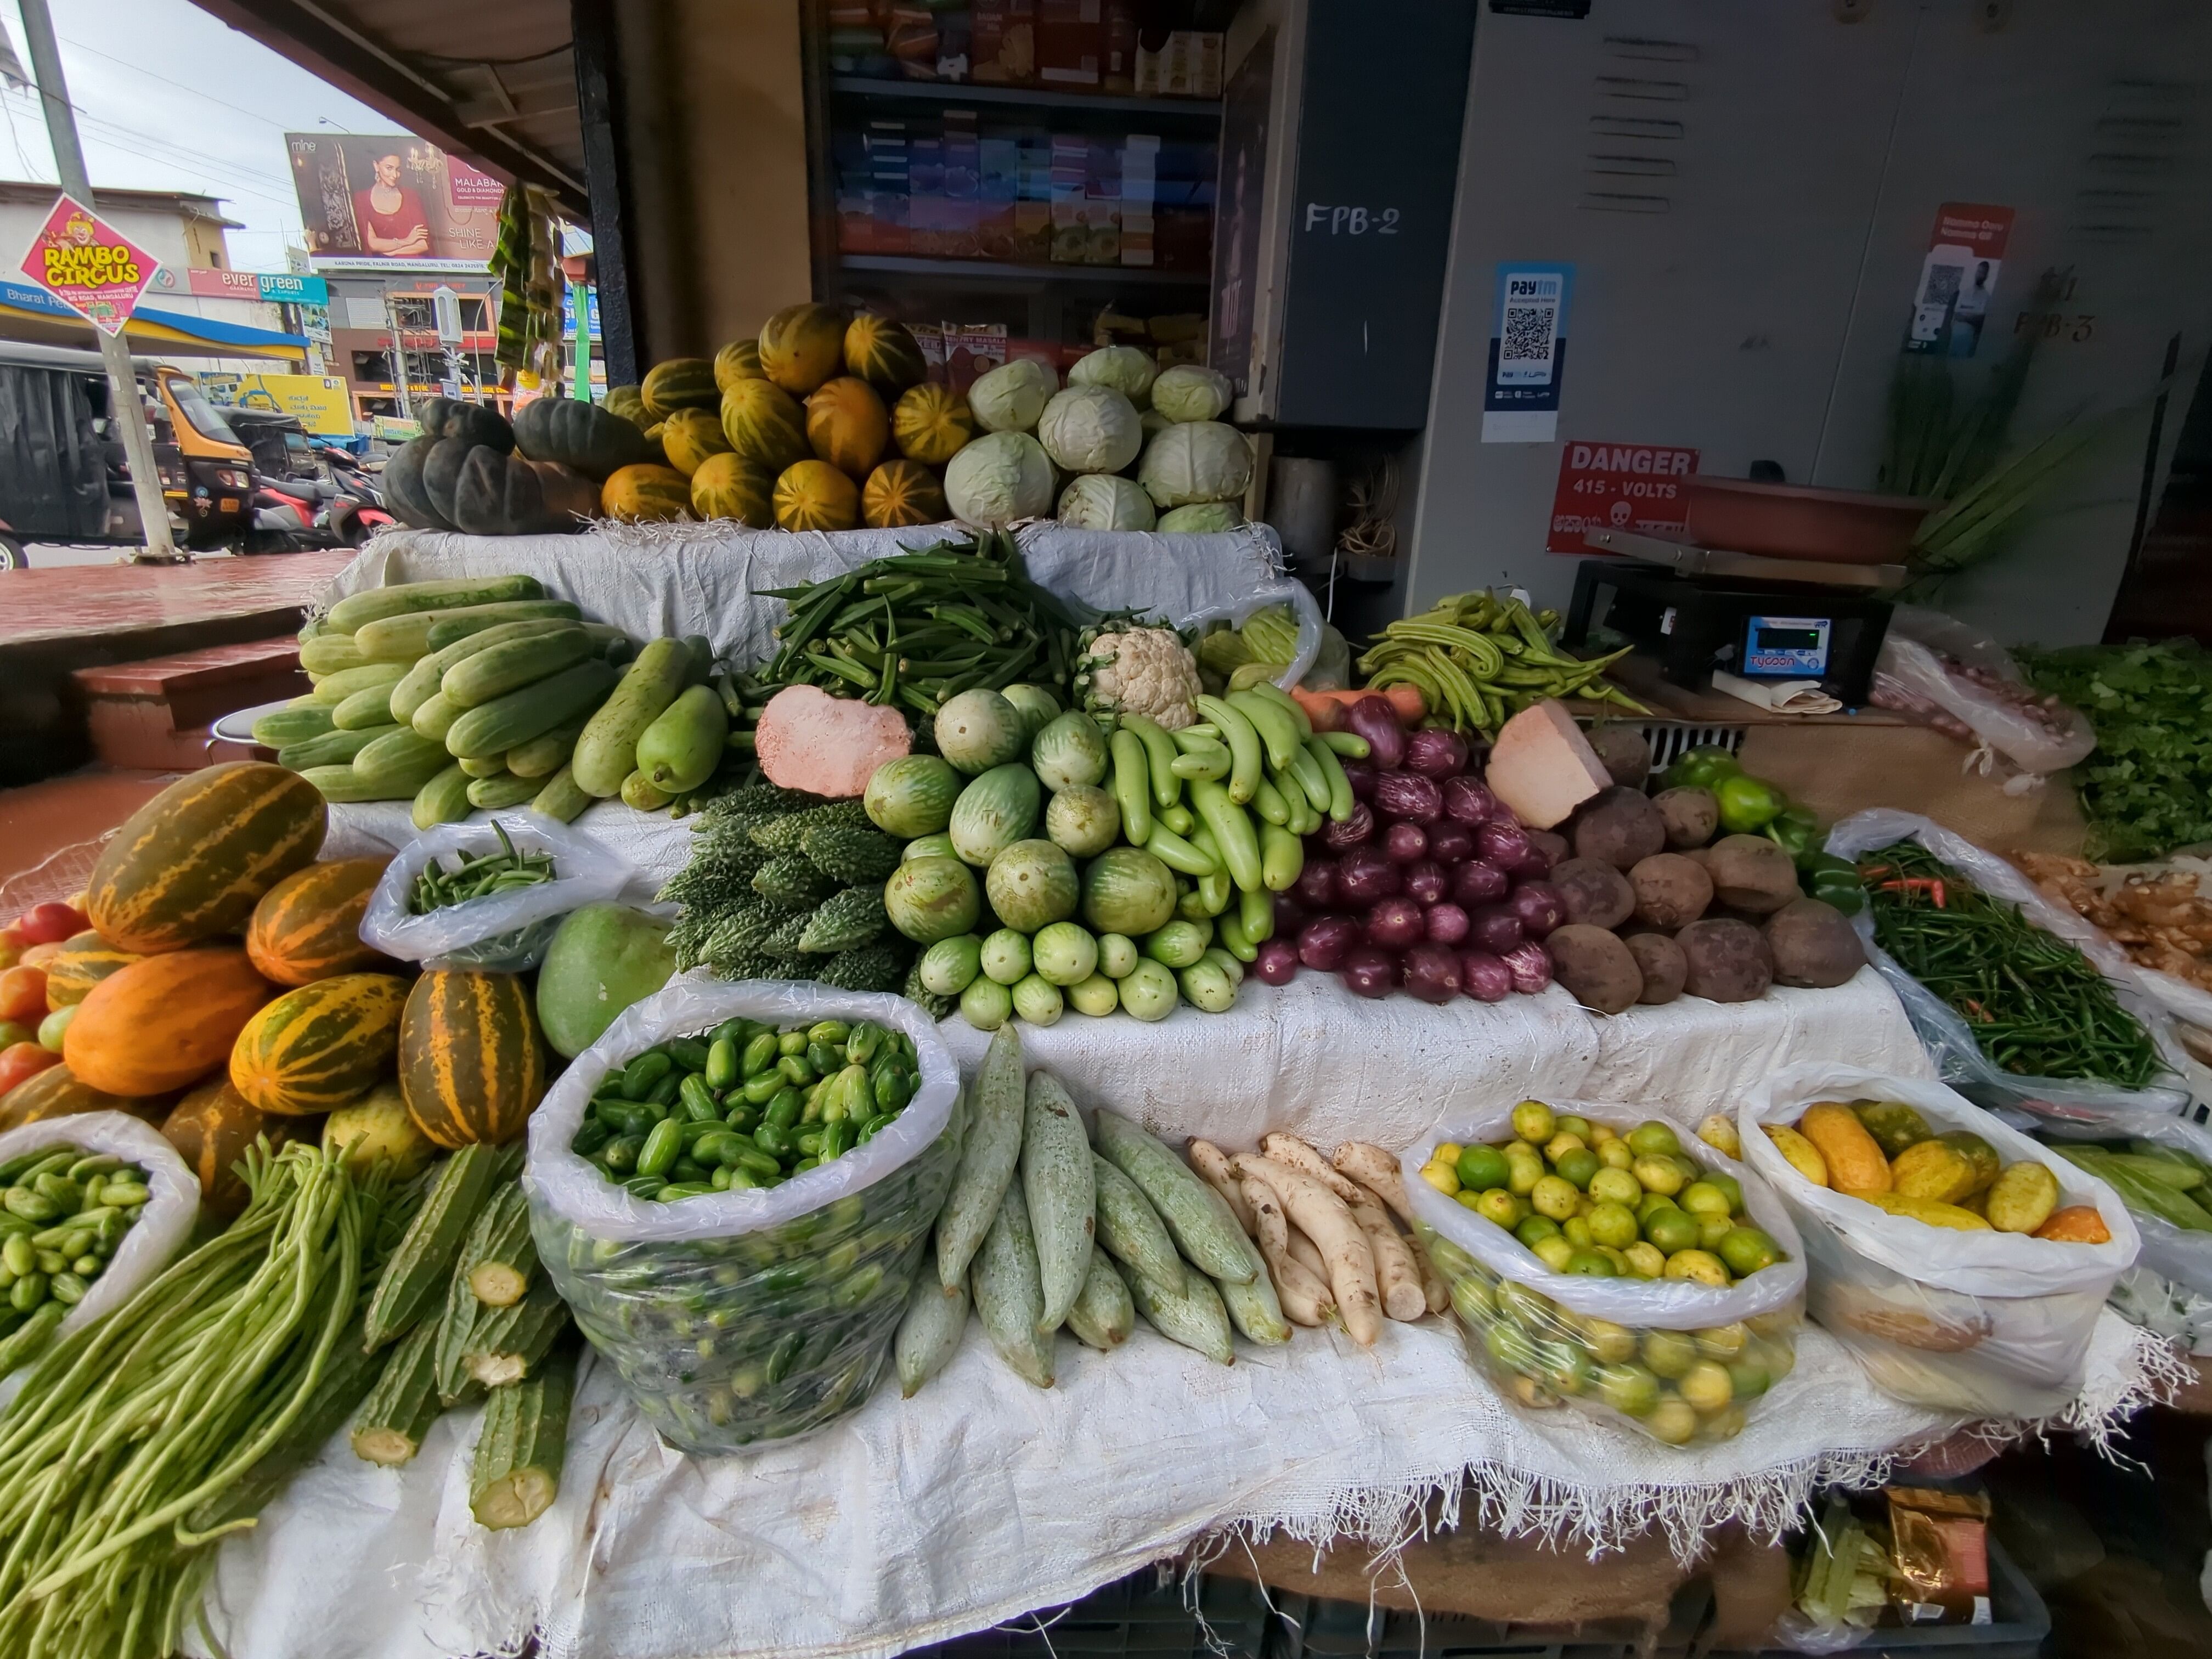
972,0,1037,85
1038,0,1103,87
1014,133,1053,263
866,120,912,256
1084,135,1122,266
1135,30,1223,99
944,324,1009,392
977,131,1020,262
941,111,982,259
1103,0,1137,93
911,324,948,385
1120,134,1158,267
1049,132,1088,264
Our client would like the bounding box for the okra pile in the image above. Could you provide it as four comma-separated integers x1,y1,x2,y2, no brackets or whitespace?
572,1017,923,1201
0,1146,149,1367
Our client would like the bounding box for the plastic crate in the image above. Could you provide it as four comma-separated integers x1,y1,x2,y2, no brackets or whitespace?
1713,1537,2049,1659
1260,1576,1708,1659
905,1566,1278,1659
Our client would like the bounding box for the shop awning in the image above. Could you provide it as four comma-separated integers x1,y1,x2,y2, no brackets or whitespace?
0,280,310,360
188,0,585,215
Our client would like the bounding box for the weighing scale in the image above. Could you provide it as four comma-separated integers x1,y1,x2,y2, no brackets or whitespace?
1562,529,1901,706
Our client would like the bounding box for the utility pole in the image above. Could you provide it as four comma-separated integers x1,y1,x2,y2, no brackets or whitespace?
17,0,177,561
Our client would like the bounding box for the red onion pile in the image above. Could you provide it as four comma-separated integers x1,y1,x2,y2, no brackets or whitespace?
1251,696,1560,1005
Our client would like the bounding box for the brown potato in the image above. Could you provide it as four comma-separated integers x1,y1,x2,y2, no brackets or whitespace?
1676,917,1775,1003
1628,852,1714,930
1764,897,1866,989
1570,785,1667,871
1552,857,1636,930
1703,834,1801,914
1527,828,1571,870
1624,933,1686,1004
1545,923,1645,1015
1653,786,1719,850
1585,724,1652,789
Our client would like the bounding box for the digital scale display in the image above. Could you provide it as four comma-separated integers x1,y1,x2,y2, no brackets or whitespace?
1741,614,1833,678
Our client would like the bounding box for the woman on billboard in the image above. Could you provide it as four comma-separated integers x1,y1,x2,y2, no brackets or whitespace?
353,154,430,258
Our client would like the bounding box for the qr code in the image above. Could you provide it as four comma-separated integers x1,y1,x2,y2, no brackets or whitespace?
1501,303,1556,367
1922,262,1962,305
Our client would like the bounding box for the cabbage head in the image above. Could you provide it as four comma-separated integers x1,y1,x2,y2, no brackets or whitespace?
967,357,1057,433
1036,385,1142,475
1157,501,1243,533
1137,420,1252,508
1150,364,1233,424
1057,473,1156,531
944,430,1055,526
1067,345,1159,408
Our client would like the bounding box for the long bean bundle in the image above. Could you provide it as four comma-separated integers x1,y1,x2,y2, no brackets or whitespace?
735,529,1082,720
1861,840,2165,1088
0,1143,403,1659
1357,590,1646,735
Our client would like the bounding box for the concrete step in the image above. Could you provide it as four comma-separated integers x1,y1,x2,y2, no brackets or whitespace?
71,638,307,771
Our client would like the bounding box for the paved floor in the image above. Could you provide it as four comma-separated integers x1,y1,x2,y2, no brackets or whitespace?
0,767,176,899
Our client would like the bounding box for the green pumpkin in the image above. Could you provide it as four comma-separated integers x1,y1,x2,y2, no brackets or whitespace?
512,398,656,481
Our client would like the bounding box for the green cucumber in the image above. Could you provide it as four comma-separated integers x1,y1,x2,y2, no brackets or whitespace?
457,754,506,779
413,691,463,743
352,727,453,795
467,771,542,810
441,625,596,709
894,1275,969,1397
326,574,545,634
506,715,589,779
363,1144,511,1350
332,680,399,731
278,724,391,771
392,618,580,726
413,763,475,830
362,599,583,663
1064,1245,1134,1350
572,637,693,798
1021,1070,1094,1333
422,600,588,653
308,660,408,706
300,631,372,677
469,1343,575,1531
636,683,728,793
351,1317,445,1466
1093,1110,1255,1284
445,658,620,760
530,765,591,823
299,764,397,803
251,701,335,748
936,1021,1025,1290
969,1183,1053,1387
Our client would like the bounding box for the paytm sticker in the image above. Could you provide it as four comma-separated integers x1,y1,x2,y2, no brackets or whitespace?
1482,263,1573,443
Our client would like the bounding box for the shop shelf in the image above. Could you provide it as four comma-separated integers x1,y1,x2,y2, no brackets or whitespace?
839,255,1211,289
831,76,1223,123
1710,1539,2049,1659
901,1567,1277,1658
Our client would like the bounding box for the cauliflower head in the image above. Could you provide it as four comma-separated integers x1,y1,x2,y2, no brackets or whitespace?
1076,622,1203,730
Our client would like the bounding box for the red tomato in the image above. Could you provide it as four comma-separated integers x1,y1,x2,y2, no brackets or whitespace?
0,1041,59,1098
14,903,86,946
0,966,48,1024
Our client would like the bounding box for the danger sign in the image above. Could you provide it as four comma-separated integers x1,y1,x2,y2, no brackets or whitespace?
1548,441,1700,554
19,194,160,336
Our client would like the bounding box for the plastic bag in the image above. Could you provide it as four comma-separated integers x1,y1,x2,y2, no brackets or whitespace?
524,972,958,1453
2027,1109,2212,1299
359,810,634,972
1176,576,1326,694
0,1111,198,1408
1740,1062,2139,1418
1402,1099,1807,1448
1869,605,2096,779
1825,809,2192,1118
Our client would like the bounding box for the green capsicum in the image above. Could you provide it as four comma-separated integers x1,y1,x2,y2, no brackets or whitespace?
1662,744,1741,792
1714,771,1786,834
1764,804,1821,864
1801,853,1866,915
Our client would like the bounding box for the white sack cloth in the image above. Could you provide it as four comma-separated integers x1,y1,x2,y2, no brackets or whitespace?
320,520,1323,685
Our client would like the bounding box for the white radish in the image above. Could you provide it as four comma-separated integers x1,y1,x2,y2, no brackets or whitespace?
1260,1132,1366,1205
1232,1154,1381,1345
1187,1139,1255,1234
1344,1189,1427,1322
1332,1142,1418,1226
1286,1227,1329,1285
1240,1175,1332,1327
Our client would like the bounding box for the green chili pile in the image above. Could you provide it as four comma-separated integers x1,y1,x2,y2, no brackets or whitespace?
730,529,1080,722
1861,840,2165,1087
410,822,556,913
